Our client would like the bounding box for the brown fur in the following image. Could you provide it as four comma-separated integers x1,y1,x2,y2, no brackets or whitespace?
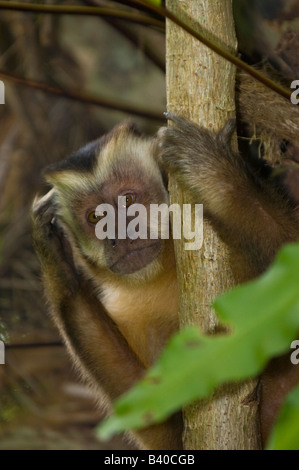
32,125,183,449
237,71,299,165
32,107,299,449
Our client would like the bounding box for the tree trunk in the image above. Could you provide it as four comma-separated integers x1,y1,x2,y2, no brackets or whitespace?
165,0,261,450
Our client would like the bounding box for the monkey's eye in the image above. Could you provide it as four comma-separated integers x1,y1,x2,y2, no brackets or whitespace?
87,211,102,224
122,193,136,207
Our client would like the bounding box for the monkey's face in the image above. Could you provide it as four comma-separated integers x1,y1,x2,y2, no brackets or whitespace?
45,122,171,280
66,170,169,277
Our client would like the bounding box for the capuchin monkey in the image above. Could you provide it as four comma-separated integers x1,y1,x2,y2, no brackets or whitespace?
32,100,299,448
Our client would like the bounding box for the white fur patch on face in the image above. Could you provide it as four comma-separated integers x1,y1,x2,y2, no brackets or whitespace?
94,132,163,187
46,130,165,206
46,171,93,195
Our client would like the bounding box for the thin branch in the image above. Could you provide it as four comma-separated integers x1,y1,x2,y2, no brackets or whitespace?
0,69,164,121
0,1,164,29
117,0,292,101
5,341,64,349
89,0,163,19
83,0,165,71
0,1,291,100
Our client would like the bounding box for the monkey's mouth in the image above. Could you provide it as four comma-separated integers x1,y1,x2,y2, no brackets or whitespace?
109,241,161,275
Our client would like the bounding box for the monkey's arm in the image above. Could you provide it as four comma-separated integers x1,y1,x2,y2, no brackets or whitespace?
31,192,182,450
159,113,299,276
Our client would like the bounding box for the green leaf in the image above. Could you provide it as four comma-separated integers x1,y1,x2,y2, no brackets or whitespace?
98,243,299,440
267,384,299,450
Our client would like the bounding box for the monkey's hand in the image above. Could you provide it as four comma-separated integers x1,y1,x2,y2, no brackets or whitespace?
157,112,237,205
158,112,299,274
32,189,79,298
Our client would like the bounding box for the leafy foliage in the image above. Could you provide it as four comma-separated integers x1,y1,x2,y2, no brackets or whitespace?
267,383,299,450
98,243,299,440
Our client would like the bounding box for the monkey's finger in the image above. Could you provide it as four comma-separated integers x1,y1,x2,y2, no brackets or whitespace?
216,119,236,147
164,111,192,129
32,188,58,219
164,111,179,122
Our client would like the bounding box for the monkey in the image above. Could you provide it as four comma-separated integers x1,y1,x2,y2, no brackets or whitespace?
32,105,299,449
32,122,182,450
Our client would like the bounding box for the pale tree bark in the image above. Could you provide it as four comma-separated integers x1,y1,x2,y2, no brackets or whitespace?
165,0,261,450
